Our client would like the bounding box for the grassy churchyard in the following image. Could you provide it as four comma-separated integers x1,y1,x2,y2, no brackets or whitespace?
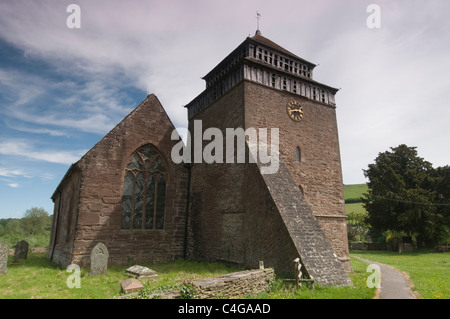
0,250,375,299
0,248,448,299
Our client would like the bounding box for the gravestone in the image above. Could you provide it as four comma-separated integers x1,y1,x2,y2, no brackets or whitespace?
14,240,29,260
120,278,144,293
0,242,8,274
125,265,158,280
90,242,109,276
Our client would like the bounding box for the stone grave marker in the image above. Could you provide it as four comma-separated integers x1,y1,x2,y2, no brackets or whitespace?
14,240,29,260
120,278,144,293
125,265,158,280
90,242,109,276
0,242,8,274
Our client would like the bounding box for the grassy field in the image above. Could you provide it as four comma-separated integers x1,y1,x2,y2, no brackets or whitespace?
343,183,368,215
343,184,368,201
351,250,450,299
0,251,376,299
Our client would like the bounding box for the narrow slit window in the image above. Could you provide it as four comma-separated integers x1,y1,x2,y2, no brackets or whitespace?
296,147,301,163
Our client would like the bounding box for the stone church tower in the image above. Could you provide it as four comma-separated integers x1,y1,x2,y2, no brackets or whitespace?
185,30,352,285
48,30,352,287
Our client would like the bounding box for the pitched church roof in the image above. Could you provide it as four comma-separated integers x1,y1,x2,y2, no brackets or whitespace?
249,30,316,67
202,30,316,82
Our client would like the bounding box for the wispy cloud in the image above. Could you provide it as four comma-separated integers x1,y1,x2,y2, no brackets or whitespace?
0,69,46,106
0,139,86,165
5,120,69,137
0,67,136,135
0,168,30,178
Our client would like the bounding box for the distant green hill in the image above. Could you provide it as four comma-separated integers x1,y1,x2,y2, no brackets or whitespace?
343,184,368,202
344,184,368,216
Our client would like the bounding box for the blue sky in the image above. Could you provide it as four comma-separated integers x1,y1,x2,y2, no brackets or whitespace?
0,0,449,219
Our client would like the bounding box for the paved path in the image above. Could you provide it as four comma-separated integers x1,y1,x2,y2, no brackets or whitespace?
353,256,417,299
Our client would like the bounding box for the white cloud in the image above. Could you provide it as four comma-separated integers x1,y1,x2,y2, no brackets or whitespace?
0,67,136,135
0,0,449,187
8,183,19,188
5,121,69,137
0,140,86,165
0,168,29,178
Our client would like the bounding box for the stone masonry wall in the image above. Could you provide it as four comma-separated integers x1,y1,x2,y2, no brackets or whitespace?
191,268,275,299
50,94,189,267
186,80,352,283
47,167,81,267
243,80,352,272
186,82,246,263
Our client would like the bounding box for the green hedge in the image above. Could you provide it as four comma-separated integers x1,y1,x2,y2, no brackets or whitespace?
345,197,363,204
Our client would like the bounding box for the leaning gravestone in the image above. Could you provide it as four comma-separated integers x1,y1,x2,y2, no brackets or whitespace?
14,240,29,260
125,265,158,280
120,278,144,293
90,242,109,276
0,242,8,274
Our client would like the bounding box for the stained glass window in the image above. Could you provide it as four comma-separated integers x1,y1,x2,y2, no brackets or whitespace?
121,145,167,230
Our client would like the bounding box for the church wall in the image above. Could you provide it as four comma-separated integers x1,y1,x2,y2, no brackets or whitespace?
243,80,351,272
61,95,188,267
47,167,81,267
186,81,311,277
186,82,247,264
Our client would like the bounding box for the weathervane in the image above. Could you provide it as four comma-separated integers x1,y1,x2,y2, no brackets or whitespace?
256,11,261,32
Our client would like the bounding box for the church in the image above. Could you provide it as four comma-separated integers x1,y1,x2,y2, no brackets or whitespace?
47,30,352,286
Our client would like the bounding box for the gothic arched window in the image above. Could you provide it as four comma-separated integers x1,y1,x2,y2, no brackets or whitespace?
121,145,167,230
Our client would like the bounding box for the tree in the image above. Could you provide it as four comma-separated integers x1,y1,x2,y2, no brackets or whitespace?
19,207,50,236
362,144,446,247
430,166,450,244
346,210,369,242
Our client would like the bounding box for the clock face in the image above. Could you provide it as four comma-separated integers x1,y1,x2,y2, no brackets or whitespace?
286,100,303,121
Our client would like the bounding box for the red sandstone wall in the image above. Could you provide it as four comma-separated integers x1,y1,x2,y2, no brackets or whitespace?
51,94,188,267
186,82,246,263
243,81,351,271
187,82,306,276
47,167,81,267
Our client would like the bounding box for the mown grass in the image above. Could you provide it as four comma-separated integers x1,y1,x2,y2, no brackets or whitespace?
8,250,448,299
1,252,376,299
250,256,376,299
0,251,240,299
350,250,450,299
